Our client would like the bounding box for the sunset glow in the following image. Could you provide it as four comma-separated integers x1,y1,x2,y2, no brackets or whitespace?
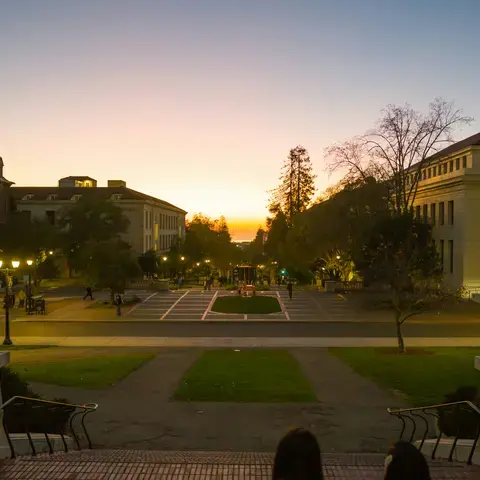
2,1,479,240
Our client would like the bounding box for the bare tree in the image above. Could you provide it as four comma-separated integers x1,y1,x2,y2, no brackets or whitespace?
325,98,473,214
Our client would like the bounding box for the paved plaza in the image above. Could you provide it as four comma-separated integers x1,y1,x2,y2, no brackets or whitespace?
125,288,361,322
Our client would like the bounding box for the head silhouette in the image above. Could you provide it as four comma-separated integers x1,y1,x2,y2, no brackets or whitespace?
273,428,323,480
384,442,431,480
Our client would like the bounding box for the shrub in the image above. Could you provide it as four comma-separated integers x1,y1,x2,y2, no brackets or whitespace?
437,386,480,439
1,367,73,434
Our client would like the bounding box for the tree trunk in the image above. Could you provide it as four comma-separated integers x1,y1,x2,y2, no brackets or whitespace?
395,314,406,353
110,289,115,304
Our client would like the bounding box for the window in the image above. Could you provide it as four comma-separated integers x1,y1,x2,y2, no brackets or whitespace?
440,240,444,271
415,205,421,221
449,240,454,273
145,211,148,228
423,204,428,222
443,163,447,174
22,194,34,201
448,200,454,225
463,156,467,168
433,166,437,177
439,202,445,225
47,194,58,201
422,170,426,180
456,158,460,170
430,203,436,225
46,211,56,226
449,160,453,172
71,194,82,201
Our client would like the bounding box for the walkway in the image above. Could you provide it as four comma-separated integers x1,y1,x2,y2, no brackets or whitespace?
3,450,478,479
31,348,404,453
11,335,480,347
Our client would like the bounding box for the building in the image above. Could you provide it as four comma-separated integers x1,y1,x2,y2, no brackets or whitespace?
11,175,187,254
408,132,480,290
0,158,14,224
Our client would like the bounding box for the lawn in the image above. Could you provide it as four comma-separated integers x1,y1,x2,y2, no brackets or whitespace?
175,349,316,402
212,295,281,314
330,347,480,406
11,351,155,389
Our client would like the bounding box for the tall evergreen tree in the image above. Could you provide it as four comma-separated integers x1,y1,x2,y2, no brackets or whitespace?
269,145,316,224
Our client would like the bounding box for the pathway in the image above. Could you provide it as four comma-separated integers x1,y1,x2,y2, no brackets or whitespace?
31,348,406,453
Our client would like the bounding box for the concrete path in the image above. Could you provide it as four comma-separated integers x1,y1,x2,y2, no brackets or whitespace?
11,335,480,347
30,348,404,453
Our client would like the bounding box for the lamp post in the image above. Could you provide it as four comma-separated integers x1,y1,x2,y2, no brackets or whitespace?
162,256,168,279
26,260,34,314
1,259,20,346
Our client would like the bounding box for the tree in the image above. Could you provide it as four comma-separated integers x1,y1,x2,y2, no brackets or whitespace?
244,228,267,265
358,212,444,353
269,145,316,224
58,198,130,275
138,250,158,277
81,239,141,301
325,98,472,214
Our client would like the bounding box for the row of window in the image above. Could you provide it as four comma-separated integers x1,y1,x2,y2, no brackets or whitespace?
436,239,454,274
145,234,177,252
145,211,178,231
21,193,123,201
406,155,467,185
415,200,454,226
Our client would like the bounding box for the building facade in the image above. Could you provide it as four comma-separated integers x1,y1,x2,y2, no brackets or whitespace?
408,132,480,291
11,176,187,255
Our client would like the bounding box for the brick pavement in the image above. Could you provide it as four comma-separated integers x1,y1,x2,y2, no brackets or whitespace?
2,450,478,479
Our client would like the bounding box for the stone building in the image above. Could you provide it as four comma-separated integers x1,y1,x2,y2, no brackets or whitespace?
408,132,480,291
11,175,186,254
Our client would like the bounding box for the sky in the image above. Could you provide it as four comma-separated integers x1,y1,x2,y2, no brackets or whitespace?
1,0,479,240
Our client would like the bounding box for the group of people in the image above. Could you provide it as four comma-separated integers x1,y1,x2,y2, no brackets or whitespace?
273,428,431,480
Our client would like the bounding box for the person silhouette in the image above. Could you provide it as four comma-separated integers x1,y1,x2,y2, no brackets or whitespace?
273,428,323,480
384,442,431,480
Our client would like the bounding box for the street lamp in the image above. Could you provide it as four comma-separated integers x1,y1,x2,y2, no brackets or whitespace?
1,259,20,345
336,255,341,260
180,256,185,261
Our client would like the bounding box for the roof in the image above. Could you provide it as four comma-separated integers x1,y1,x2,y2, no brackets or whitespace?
10,186,187,214
427,132,480,163
59,176,97,181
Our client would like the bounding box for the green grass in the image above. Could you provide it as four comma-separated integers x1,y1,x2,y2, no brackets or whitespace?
211,295,281,314
11,353,155,389
330,347,480,406
175,349,316,402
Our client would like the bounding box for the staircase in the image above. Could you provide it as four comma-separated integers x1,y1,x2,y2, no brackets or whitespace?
2,449,479,479
0,396,479,478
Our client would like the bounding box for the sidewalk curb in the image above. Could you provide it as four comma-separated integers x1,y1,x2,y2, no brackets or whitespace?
8,336,480,348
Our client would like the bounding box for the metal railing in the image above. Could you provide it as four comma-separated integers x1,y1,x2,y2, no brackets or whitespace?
1,396,98,459
388,401,480,465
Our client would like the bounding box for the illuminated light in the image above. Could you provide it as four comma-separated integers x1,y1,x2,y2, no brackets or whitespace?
27,260,33,266
12,260,20,269
336,255,341,260
162,256,168,261
205,259,211,263
0,260,3,268
49,251,54,255
196,262,200,266
180,256,185,261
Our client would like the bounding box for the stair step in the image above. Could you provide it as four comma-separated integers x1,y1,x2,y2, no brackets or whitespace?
2,450,479,479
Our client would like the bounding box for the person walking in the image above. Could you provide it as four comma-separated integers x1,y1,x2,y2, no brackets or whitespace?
115,294,122,316
17,289,26,308
83,286,93,301
287,280,293,300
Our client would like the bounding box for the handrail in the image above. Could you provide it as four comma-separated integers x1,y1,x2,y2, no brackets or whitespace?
1,395,98,459
388,400,480,465
0,395,98,412
388,400,480,415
